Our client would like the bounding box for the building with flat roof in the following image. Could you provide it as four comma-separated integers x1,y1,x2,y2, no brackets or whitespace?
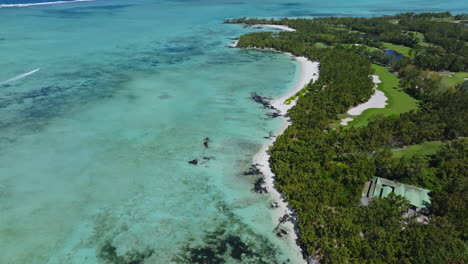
362,177,431,209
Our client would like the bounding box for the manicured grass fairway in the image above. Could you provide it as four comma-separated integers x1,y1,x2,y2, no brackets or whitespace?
342,64,419,127
393,141,444,158
439,72,468,90
314,42,328,48
382,42,413,58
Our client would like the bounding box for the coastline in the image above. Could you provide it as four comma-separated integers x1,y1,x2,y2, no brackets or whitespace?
229,24,317,263
251,24,297,32
271,57,319,115
252,55,319,263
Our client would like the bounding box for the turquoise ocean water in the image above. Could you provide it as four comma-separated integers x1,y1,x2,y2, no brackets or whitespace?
0,0,466,263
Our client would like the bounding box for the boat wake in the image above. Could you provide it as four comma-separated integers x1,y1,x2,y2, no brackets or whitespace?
0,68,40,86
0,0,94,8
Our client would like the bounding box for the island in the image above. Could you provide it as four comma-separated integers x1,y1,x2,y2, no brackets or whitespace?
227,12,467,263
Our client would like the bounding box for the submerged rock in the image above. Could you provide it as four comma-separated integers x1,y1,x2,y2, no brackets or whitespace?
200,156,215,166
159,94,171,100
253,177,268,194
275,228,289,238
188,159,198,165
203,137,210,148
98,241,154,264
174,219,281,264
263,132,276,139
243,164,262,176
266,110,281,118
250,92,274,109
279,213,292,224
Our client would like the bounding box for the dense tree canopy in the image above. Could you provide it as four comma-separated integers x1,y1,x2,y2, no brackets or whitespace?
228,13,468,263
227,12,468,71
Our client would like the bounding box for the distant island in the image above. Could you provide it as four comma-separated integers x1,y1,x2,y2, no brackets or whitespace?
227,12,467,263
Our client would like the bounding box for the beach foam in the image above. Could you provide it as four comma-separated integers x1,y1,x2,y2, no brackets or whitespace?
0,0,93,8
228,40,239,48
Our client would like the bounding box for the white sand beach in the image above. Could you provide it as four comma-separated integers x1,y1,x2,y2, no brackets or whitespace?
252,56,319,264
228,40,239,48
341,75,386,125
231,23,317,263
253,24,296,32
272,57,319,115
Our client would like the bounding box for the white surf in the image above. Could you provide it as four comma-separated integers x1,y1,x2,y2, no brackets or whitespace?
0,68,40,85
0,0,93,8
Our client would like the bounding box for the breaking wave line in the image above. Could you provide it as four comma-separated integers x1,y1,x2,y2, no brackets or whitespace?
0,68,40,85
0,0,94,8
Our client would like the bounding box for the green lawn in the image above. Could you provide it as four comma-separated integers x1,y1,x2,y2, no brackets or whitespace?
410,31,425,42
439,72,468,90
339,64,419,127
314,42,328,48
341,43,379,52
393,141,444,158
418,41,431,47
430,17,455,22
382,42,414,58
407,31,431,47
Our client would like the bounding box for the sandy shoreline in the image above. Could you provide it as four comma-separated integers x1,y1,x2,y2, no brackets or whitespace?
230,24,318,263
252,24,296,32
253,56,319,264
272,58,319,115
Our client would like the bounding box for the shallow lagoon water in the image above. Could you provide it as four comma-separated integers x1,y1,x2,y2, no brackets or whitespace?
1,0,467,263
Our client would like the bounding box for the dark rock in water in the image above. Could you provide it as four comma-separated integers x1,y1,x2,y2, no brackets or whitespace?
158,93,171,100
200,156,215,166
276,228,288,238
226,235,249,260
98,240,154,264
203,137,210,148
263,132,276,139
228,37,239,40
279,213,293,224
188,159,198,165
243,164,262,176
270,201,279,208
266,110,281,118
253,177,268,194
250,92,274,109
